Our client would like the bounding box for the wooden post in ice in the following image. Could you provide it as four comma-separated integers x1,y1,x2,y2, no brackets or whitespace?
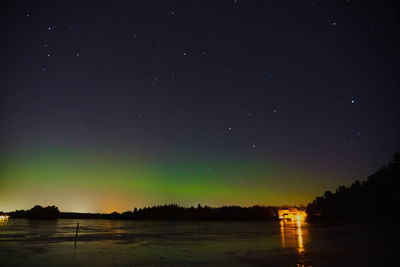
74,222,79,247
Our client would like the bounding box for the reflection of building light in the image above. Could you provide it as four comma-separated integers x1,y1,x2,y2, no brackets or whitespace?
280,220,286,248
280,217,307,256
297,222,304,254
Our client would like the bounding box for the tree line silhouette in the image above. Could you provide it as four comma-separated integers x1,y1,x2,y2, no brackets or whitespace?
121,204,277,221
10,205,60,219
9,204,278,221
306,153,399,223
7,153,399,222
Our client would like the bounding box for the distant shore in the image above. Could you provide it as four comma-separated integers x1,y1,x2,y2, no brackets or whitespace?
6,204,282,221
4,153,399,223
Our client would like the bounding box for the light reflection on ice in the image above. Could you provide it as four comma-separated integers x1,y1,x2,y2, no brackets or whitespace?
280,219,311,266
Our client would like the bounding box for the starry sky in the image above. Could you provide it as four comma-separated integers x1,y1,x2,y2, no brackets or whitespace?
1,0,399,212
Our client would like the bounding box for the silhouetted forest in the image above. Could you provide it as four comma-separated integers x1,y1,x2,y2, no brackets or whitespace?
9,204,278,221
307,153,400,223
10,205,60,219
9,154,398,222
126,204,277,221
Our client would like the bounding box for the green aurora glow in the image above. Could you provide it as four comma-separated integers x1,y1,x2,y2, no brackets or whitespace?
0,148,336,212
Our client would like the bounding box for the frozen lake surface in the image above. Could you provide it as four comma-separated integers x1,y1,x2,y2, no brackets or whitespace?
0,219,396,266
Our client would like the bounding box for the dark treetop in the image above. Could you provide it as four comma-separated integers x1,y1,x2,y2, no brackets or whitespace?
307,153,400,223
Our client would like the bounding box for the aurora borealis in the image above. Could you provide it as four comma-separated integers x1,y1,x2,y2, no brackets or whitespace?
1,1,399,213
1,147,332,212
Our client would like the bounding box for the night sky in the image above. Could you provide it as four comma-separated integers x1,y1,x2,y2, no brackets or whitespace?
1,1,399,212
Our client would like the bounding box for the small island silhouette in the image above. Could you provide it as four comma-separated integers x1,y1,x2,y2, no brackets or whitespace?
4,153,399,223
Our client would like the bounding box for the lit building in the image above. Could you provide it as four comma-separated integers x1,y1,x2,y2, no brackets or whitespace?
278,208,307,221
0,214,9,222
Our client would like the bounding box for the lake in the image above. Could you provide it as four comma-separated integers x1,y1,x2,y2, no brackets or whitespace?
0,218,396,266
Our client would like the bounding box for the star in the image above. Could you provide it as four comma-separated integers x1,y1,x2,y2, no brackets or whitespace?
228,127,232,131
42,67,47,72
251,144,256,148
350,99,356,104
183,52,187,56
48,26,52,31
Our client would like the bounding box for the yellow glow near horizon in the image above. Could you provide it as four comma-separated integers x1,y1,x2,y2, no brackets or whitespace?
0,149,330,212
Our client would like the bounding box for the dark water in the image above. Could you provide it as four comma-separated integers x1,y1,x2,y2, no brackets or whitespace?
0,218,396,266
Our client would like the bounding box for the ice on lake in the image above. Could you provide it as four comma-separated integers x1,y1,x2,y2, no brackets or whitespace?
0,218,396,266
